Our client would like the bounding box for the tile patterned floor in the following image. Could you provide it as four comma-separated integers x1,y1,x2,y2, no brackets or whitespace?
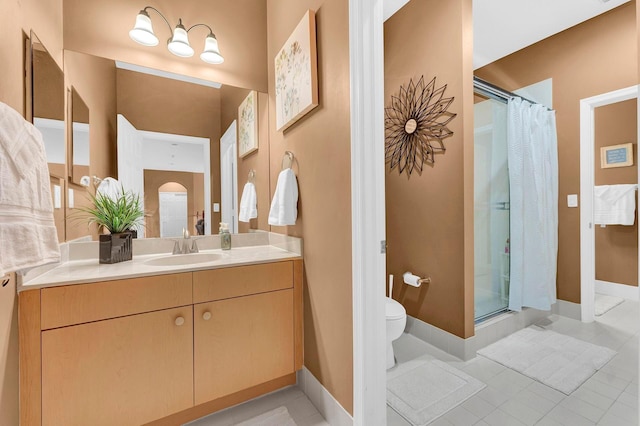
187,385,329,426
388,300,640,426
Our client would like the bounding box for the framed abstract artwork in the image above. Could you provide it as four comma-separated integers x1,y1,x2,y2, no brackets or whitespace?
238,90,258,158
274,9,318,132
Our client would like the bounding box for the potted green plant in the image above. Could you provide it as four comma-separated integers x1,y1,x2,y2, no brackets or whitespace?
79,186,144,264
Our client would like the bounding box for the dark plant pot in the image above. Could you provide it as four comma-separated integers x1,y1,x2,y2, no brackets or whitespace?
99,232,133,264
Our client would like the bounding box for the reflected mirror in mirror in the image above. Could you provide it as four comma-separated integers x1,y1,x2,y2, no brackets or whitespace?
31,32,65,179
70,88,90,185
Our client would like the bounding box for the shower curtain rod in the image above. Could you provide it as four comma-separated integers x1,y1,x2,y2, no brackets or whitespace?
473,76,553,111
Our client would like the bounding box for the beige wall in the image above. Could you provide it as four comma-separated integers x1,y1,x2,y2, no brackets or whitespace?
0,0,63,423
384,0,475,339
33,49,64,120
476,2,638,303
64,51,118,241
594,99,638,286
116,68,223,228
220,85,251,133
0,0,63,115
223,91,271,233
144,170,205,238
266,0,353,413
63,0,268,92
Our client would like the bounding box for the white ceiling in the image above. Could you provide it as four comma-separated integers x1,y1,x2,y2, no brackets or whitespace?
141,133,208,174
384,0,632,70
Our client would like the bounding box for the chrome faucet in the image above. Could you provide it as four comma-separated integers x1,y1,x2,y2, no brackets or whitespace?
172,228,198,254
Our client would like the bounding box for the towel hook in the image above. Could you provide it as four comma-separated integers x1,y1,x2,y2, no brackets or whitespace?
282,151,294,170
248,169,256,183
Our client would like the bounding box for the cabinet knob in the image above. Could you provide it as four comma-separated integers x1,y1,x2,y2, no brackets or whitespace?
175,316,185,326
202,311,212,321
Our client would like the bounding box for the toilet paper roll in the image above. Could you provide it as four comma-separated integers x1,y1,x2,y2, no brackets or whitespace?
403,272,421,287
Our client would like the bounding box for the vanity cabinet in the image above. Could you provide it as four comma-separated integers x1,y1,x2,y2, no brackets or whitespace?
42,306,194,426
194,290,294,403
19,260,303,426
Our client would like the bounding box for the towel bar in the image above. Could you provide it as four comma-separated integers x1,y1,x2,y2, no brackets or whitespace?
282,151,294,170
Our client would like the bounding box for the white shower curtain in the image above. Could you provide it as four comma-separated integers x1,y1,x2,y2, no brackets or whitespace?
507,98,558,311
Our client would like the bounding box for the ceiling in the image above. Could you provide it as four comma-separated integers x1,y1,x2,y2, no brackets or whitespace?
384,0,632,69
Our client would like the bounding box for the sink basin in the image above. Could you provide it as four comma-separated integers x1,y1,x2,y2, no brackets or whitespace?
144,253,223,266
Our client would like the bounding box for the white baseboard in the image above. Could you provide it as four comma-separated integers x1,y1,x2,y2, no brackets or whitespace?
405,316,477,361
297,368,353,426
552,300,582,320
595,280,640,301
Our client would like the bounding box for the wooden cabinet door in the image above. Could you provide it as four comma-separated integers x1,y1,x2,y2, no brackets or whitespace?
194,290,294,404
42,306,193,426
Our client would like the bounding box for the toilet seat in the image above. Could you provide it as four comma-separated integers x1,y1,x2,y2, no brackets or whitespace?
386,297,406,320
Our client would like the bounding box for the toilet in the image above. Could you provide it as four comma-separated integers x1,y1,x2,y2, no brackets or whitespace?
386,297,407,369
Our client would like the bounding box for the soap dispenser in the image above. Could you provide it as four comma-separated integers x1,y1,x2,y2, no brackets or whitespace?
219,222,231,250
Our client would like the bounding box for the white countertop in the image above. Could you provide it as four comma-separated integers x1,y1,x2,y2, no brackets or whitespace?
19,233,302,291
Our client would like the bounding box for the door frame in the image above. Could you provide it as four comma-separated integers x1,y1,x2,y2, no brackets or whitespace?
579,85,638,323
349,0,387,424
220,121,238,234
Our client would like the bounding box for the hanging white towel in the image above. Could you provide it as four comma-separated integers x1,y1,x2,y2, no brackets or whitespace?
594,184,636,226
268,168,298,226
0,102,60,276
239,182,258,222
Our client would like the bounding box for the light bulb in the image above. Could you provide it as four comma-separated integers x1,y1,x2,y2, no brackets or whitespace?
167,22,194,57
200,34,224,64
129,10,159,47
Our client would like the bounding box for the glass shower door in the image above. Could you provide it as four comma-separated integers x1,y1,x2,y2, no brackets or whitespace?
474,96,510,321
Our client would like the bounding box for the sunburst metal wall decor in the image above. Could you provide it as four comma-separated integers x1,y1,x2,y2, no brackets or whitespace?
385,76,456,177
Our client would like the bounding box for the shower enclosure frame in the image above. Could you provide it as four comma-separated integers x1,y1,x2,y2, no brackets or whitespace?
473,77,512,322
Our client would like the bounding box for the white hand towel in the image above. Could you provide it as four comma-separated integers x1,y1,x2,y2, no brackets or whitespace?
594,184,637,225
268,169,298,226
0,102,60,276
239,182,258,222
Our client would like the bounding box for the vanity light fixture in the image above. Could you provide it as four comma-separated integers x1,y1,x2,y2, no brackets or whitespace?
129,6,224,64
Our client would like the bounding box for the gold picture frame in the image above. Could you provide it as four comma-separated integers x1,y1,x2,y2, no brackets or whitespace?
601,142,633,169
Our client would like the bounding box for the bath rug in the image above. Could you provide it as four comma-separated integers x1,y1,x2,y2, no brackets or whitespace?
387,358,486,425
478,326,616,394
235,406,297,426
595,294,624,316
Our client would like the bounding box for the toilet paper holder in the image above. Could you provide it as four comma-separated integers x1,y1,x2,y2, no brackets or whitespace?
403,272,431,287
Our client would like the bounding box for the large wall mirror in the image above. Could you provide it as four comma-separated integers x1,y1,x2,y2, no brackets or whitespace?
70,87,90,185
30,31,66,243
31,32,65,179
62,50,271,240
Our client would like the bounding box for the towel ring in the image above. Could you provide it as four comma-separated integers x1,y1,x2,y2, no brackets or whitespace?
282,151,294,170
248,169,256,183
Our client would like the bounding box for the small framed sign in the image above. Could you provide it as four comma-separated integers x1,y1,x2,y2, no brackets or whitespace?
601,143,633,169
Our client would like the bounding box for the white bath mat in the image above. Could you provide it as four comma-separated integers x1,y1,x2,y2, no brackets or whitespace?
595,294,624,316
387,358,486,425
478,326,616,394
235,406,296,426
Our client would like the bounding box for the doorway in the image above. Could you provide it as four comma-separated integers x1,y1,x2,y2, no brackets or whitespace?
220,120,238,234
117,114,212,237
579,85,639,322
159,185,188,238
